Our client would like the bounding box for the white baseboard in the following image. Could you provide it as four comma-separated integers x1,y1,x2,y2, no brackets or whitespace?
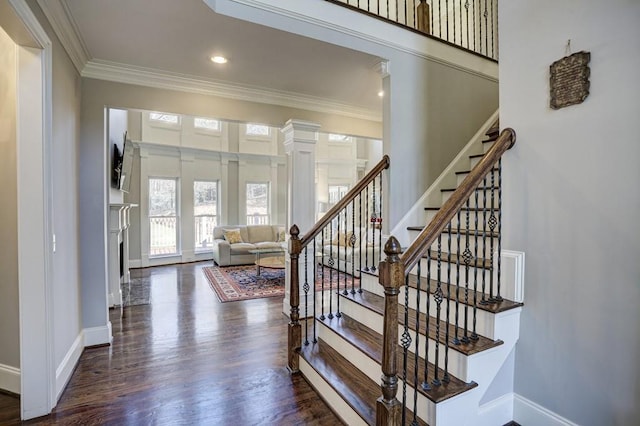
55,333,83,400
475,392,514,426
514,393,578,426
129,259,141,268
83,322,113,347
0,363,20,394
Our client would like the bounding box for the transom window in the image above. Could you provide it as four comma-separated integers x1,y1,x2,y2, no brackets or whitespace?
149,112,180,125
148,178,179,257
328,133,350,142
246,182,270,225
246,123,270,137
194,117,221,132
194,181,219,251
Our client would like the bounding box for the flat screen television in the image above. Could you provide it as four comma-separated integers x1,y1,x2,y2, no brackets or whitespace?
111,132,134,192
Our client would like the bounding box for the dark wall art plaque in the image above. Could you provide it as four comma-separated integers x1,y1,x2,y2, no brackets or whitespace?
549,51,591,110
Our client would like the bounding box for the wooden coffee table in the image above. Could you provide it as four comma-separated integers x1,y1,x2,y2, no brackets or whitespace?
249,248,286,276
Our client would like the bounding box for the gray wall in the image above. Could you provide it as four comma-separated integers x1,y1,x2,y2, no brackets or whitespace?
500,1,640,424
0,25,20,371
28,0,83,371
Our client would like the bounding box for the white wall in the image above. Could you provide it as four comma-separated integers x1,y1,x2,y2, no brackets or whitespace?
0,24,20,377
500,1,640,425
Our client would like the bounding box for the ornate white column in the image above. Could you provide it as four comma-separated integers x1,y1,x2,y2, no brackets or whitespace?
282,119,320,316
108,203,137,307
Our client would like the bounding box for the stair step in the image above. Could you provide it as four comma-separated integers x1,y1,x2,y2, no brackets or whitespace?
469,153,485,160
300,340,428,426
407,225,499,239
341,291,503,356
319,314,477,404
441,186,498,193
455,167,499,176
406,275,523,314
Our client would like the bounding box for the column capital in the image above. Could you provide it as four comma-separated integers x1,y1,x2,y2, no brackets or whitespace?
374,60,390,78
282,119,321,154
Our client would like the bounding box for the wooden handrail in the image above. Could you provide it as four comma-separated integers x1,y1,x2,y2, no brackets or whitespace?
298,154,390,248
400,128,516,272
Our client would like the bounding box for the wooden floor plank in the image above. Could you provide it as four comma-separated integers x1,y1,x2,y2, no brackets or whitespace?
1,262,341,425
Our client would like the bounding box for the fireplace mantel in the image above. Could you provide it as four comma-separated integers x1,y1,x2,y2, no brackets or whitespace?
108,203,138,307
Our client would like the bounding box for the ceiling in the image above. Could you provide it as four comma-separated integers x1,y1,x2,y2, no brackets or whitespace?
60,0,384,116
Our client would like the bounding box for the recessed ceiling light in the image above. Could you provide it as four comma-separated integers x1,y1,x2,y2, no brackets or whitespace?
211,56,228,64
378,90,384,97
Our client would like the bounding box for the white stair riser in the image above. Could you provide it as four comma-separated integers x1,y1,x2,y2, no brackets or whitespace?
424,208,499,231
469,155,483,169
298,358,368,426
339,296,471,380
483,141,494,154
409,229,498,255
409,260,495,289
441,189,499,209
456,172,501,187
402,286,497,340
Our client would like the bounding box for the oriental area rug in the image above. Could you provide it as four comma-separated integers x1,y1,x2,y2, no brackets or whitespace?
202,264,360,303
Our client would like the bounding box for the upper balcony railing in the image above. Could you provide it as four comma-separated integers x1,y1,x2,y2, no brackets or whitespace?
326,0,498,61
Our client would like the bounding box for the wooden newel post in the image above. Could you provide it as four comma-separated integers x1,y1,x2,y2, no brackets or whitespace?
287,224,302,374
376,236,404,425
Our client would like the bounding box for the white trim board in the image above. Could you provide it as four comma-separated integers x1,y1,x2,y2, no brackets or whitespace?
514,394,579,426
83,323,112,347
55,333,83,401
0,363,21,395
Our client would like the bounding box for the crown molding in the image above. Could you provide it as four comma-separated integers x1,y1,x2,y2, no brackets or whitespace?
82,59,381,122
37,0,90,73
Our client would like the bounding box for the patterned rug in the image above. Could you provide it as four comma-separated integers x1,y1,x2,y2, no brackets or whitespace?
203,265,285,302
203,264,360,303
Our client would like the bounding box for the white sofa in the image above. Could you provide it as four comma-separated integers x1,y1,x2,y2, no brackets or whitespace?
212,225,285,266
317,227,383,276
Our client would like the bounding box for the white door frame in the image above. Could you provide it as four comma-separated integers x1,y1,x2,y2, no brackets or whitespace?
7,0,55,419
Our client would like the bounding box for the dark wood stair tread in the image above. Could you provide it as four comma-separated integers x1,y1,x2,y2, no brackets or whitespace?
341,291,502,356
299,340,378,425
406,274,524,314
441,186,498,193
318,314,477,403
456,167,499,175
469,153,485,159
424,206,497,213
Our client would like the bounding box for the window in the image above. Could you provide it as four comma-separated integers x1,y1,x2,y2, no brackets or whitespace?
149,178,179,256
149,112,180,125
194,181,218,251
328,184,349,205
246,182,270,225
194,117,221,132
328,133,350,142
246,123,270,137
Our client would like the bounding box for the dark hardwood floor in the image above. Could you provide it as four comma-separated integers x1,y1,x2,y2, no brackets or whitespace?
0,262,341,425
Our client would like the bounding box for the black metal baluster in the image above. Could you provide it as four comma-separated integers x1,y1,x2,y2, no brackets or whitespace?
313,238,317,343
462,198,471,344
478,0,483,54
472,0,476,52
303,247,309,346
445,0,449,41
496,158,503,301
364,183,370,272
432,235,443,386
453,209,462,345
351,200,356,294
377,173,383,270
401,279,412,425
413,262,422,422
337,212,341,308
452,0,456,44
421,257,431,390
371,178,377,272
358,193,363,293
320,228,326,321
444,222,452,382
472,186,479,340
483,0,489,57
488,166,496,300
413,0,417,29
437,0,442,37
490,0,495,58
328,221,334,319
465,0,470,49
480,176,489,305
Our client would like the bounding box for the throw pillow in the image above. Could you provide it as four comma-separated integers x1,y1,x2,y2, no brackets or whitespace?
331,231,355,246
277,227,286,242
223,228,243,244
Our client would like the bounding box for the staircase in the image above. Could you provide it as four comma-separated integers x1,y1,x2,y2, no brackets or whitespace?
288,123,521,425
